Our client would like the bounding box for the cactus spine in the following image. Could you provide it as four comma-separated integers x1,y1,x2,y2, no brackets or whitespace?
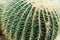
0,0,60,40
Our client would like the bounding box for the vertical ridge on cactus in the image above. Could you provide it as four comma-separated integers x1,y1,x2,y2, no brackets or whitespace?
0,0,60,40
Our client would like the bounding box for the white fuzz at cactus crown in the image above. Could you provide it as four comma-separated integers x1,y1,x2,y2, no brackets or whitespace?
0,0,60,10
26,0,60,9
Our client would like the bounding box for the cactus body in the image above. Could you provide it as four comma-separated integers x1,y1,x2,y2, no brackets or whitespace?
0,0,60,40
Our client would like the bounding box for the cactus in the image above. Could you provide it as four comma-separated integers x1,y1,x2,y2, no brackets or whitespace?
0,4,4,29
0,0,60,40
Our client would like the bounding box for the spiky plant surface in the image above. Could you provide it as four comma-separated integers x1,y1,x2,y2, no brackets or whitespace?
0,4,4,29
0,4,2,27
0,0,60,40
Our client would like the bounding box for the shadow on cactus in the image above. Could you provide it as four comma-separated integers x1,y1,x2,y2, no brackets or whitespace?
0,0,60,40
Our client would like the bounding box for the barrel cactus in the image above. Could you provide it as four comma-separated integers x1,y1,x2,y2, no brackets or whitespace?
0,0,60,40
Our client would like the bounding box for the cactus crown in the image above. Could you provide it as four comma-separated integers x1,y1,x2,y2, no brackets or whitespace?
26,0,58,9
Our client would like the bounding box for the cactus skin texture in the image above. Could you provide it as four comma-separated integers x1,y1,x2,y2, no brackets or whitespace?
1,0,60,40
0,4,3,27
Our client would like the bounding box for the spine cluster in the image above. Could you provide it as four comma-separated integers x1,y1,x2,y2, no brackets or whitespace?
0,0,60,40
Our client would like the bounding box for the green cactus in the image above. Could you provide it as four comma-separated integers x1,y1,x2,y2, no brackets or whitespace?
0,4,4,28
0,0,60,40
0,5,2,27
